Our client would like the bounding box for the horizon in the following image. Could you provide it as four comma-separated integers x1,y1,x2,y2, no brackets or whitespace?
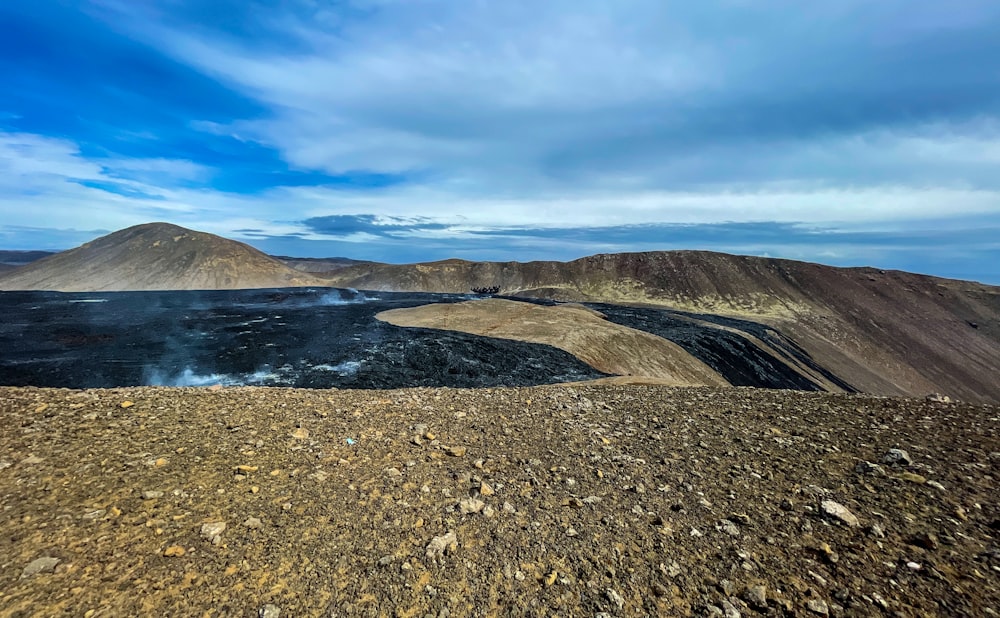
2,2,1000,284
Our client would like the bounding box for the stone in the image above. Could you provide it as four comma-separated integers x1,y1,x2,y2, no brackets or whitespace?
446,446,467,457
927,480,947,491
21,455,44,465
854,461,886,476
141,490,164,500
291,427,309,440
163,545,186,557
605,588,625,610
385,467,402,478
480,481,495,496
258,604,281,618
21,557,60,578
883,449,912,467
459,498,486,514
820,500,859,527
201,522,227,544
236,465,258,473
746,585,767,609
721,600,741,618
806,599,829,615
899,472,927,484
718,519,740,537
120,401,135,408
244,517,263,529
426,531,458,562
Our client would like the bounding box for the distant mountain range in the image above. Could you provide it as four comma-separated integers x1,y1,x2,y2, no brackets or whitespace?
1,222,998,401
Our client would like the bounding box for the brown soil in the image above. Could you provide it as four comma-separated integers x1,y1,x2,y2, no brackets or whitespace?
377,299,727,387
1,385,997,617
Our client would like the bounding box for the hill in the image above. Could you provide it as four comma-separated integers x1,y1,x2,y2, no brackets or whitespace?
0,223,325,291
326,252,1000,402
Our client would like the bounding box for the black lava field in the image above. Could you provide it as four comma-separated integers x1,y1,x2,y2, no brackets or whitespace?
0,288,842,390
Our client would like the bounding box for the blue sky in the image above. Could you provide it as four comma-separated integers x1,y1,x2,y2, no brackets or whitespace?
1,1,999,283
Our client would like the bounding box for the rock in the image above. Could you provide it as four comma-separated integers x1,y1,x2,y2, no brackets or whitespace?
721,599,741,618
899,472,927,484
446,446,467,457
459,497,486,514
291,427,309,440
854,461,886,476
163,545,186,557
425,531,458,562
120,401,135,408
153,458,168,467
480,481,495,496
201,522,227,544
909,532,939,550
258,604,281,618
244,517,263,529
806,599,829,615
605,588,625,610
925,393,951,403
746,585,767,609
883,449,912,467
385,467,402,478
718,519,740,537
236,465,258,473
141,490,164,500
21,556,60,578
927,480,947,491
820,500,859,527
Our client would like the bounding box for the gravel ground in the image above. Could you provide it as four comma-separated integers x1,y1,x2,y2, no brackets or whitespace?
0,385,997,617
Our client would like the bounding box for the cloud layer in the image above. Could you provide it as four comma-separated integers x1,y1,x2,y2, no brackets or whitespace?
1,1,999,281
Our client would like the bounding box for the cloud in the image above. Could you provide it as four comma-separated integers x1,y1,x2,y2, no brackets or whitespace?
2,1,1000,282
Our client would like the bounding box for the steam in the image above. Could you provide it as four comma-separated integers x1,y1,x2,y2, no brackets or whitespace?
143,360,363,387
318,289,380,305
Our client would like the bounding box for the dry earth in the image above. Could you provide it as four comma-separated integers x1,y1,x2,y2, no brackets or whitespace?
377,300,727,387
1,385,997,617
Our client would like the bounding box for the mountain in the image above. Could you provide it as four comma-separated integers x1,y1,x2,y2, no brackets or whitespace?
0,223,325,291
326,252,1000,402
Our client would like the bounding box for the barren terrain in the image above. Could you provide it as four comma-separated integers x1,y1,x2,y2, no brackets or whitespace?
1,385,997,617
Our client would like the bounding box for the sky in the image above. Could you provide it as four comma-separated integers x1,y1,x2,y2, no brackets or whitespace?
1,1,999,283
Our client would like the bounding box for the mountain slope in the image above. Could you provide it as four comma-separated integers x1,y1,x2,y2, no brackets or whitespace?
0,223,326,292
324,252,1000,402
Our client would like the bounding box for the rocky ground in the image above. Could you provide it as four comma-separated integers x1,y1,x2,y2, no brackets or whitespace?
0,384,997,617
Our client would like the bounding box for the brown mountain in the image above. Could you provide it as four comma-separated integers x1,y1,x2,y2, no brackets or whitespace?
0,223,325,292
325,252,1000,402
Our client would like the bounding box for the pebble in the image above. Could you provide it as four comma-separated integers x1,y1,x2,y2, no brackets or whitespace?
605,588,625,610
291,427,309,440
820,500,860,527
426,531,458,562
201,522,227,544
721,600,741,618
854,461,886,476
718,519,740,537
163,545,186,557
480,481,495,496
459,498,486,514
258,604,281,618
883,449,912,467
746,585,767,609
899,472,927,484
446,446,467,457
806,599,829,615
141,490,164,500
21,556,60,579
244,517,263,529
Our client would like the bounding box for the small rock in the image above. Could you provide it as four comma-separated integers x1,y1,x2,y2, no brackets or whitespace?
21,557,60,579
806,599,829,615
163,545,186,557
909,532,939,550
718,519,740,537
141,491,164,500
605,588,625,610
721,600,741,618
821,500,860,527
291,427,309,440
258,604,281,618
426,531,458,563
385,467,402,478
746,585,768,609
927,480,947,492
120,401,135,409
244,517,263,529
867,524,885,538
854,461,886,476
459,498,486,514
21,455,44,465
236,465,258,473
899,472,927,484
446,446,467,457
201,522,227,544
153,458,168,467
883,449,912,467
480,481,495,496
